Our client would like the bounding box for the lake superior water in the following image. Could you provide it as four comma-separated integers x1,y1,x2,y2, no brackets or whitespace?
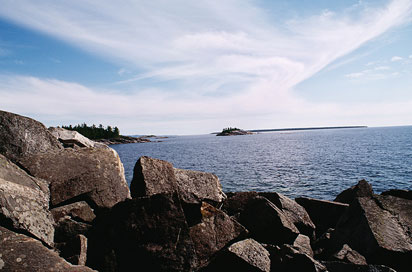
111,126,412,200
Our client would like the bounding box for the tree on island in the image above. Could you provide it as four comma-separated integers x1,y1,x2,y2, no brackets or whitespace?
61,123,120,140
221,127,241,134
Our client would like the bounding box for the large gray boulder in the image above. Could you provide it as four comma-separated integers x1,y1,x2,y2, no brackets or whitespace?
334,180,374,204
335,195,412,272
0,110,62,162
295,197,349,236
48,127,103,148
260,192,316,239
174,168,226,204
0,154,54,246
204,238,271,272
130,156,178,198
239,196,299,245
189,202,247,267
19,147,130,208
87,193,198,272
0,226,95,271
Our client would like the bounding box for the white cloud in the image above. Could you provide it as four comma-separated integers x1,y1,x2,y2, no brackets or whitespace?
0,0,412,133
409,54,412,58
391,56,403,62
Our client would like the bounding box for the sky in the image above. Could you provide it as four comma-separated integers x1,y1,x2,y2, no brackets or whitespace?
0,0,412,135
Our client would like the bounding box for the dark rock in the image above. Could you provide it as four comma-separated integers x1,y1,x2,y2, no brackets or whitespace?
0,110,62,163
0,226,95,271
292,234,313,257
329,244,367,265
94,135,151,145
322,261,397,272
48,127,103,148
51,201,96,223
203,238,270,272
130,156,178,198
189,202,247,267
58,234,88,266
19,147,130,208
312,228,338,259
275,244,327,272
0,154,54,246
260,192,316,239
381,189,412,201
334,180,374,204
295,197,349,236
54,217,91,245
221,191,259,218
87,193,197,272
335,195,412,272
239,196,299,245
174,168,226,204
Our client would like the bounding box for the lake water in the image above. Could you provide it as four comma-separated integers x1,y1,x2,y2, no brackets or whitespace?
111,126,412,200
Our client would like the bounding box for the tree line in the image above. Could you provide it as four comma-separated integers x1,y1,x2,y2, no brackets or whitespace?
61,123,120,140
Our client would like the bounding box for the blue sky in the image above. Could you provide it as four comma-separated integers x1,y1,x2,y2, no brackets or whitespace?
0,0,412,135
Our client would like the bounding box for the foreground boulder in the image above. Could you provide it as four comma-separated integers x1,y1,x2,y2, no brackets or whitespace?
87,193,197,272
189,202,247,267
329,244,367,265
0,226,94,271
335,195,412,272
334,180,374,204
130,156,178,198
0,110,62,162
322,261,397,272
260,192,316,239
174,168,226,204
0,154,54,246
381,189,412,200
203,238,270,272
222,191,259,218
239,196,299,245
19,147,130,208
295,197,349,236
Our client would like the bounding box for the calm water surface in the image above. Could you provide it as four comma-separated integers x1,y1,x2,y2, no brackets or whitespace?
111,126,412,200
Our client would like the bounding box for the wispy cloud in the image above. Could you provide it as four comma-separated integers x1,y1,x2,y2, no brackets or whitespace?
0,0,412,133
391,56,403,61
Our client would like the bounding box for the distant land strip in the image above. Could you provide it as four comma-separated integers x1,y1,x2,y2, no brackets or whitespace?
248,126,367,133
212,126,367,134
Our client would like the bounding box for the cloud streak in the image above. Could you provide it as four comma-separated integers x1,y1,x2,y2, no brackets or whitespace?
0,0,412,133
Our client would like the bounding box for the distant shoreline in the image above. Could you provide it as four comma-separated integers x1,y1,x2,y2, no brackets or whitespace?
212,126,367,134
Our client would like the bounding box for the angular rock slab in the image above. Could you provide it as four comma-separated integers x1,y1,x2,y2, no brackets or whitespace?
292,234,314,258
239,196,299,245
334,179,374,204
204,239,270,272
329,244,367,265
51,201,96,223
276,244,327,272
381,189,412,201
174,168,226,204
130,156,178,198
0,154,54,246
0,226,95,272
48,127,99,148
335,195,412,272
0,110,62,163
260,192,316,239
189,202,247,267
295,197,349,236
222,191,259,217
87,193,197,272
20,147,130,208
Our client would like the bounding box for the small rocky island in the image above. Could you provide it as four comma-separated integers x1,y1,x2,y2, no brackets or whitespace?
0,109,411,272
216,127,255,136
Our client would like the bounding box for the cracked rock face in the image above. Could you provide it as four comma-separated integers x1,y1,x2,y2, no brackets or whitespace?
335,195,412,272
0,110,62,163
0,154,54,246
0,226,95,272
19,147,130,209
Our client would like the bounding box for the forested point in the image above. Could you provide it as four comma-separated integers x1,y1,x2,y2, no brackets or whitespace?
61,123,120,140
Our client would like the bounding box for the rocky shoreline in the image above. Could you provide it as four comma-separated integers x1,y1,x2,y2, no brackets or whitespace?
1,109,411,272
